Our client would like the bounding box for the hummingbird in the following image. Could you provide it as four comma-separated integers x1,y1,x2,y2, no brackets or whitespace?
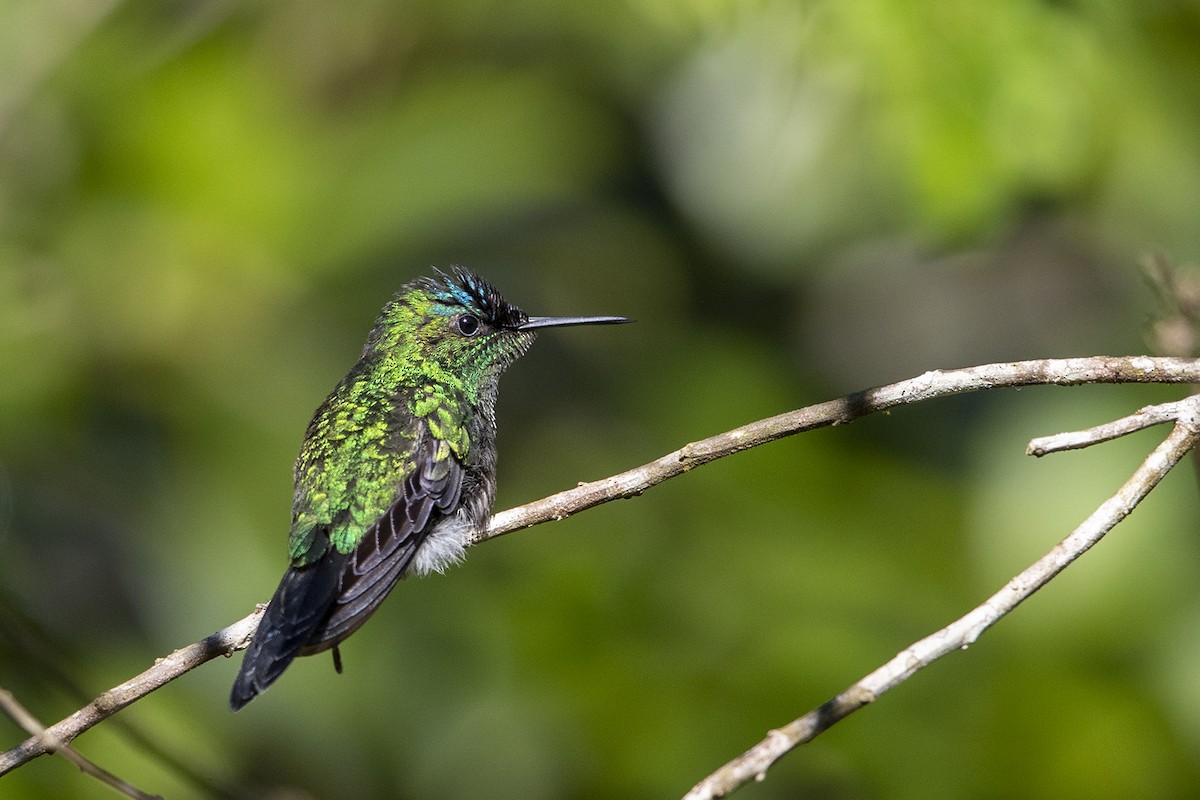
229,267,629,710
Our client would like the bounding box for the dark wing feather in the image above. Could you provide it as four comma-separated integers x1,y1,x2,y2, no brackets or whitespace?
230,435,465,711
305,441,464,648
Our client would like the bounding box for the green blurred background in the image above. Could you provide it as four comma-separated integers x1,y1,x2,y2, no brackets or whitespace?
2,1,1200,798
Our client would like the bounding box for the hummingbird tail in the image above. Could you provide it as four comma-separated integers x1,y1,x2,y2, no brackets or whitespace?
229,553,346,711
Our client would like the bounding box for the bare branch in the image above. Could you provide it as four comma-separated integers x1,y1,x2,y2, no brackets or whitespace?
0,687,162,799
481,356,1200,540
3,355,1199,778
0,609,263,776
683,398,1200,800
1027,397,1198,455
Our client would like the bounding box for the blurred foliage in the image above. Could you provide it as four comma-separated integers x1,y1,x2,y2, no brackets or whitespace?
2,0,1200,798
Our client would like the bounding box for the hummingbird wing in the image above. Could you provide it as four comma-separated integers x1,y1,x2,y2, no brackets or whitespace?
305,436,464,647
230,434,464,710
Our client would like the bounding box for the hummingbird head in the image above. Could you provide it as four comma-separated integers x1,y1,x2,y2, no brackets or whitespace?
366,267,630,396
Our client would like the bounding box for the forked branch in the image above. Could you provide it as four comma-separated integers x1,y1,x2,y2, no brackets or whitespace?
0,689,161,800
684,395,1200,800
2,355,1199,781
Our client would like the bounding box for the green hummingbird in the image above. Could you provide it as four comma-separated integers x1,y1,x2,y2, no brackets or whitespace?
230,267,629,710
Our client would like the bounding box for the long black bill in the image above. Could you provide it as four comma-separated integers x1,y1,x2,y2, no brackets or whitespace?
517,315,632,331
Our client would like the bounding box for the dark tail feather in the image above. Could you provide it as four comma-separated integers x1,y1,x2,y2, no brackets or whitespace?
230,554,346,711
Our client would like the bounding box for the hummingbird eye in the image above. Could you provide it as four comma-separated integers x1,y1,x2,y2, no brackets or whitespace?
453,314,481,337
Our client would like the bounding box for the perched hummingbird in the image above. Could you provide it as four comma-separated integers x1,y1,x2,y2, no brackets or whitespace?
230,267,629,710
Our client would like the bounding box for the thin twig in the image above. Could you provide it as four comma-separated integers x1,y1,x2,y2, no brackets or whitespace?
1027,397,1196,455
3,355,1199,776
0,688,162,800
0,591,258,799
0,609,263,775
683,398,1200,800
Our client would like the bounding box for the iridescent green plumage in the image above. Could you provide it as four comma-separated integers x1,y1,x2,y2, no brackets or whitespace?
230,268,628,710
288,282,515,566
